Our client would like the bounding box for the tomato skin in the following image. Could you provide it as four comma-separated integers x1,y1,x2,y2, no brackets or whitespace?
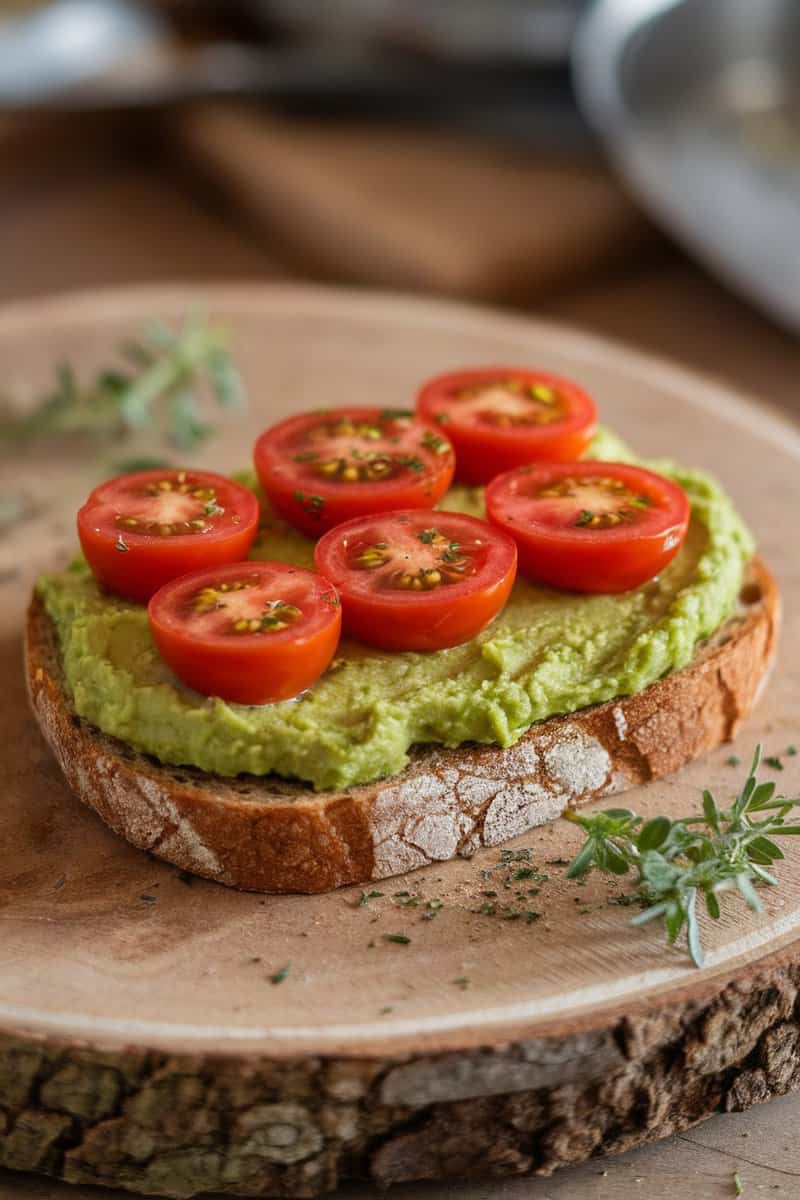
148,561,341,705
416,367,598,485
314,510,517,652
254,407,455,536
78,469,259,603
486,461,690,594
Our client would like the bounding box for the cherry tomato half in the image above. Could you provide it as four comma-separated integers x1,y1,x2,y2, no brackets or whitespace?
314,510,517,652
78,469,259,603
485,461,690,593
254,406,455,536
416,367,598,485
148,560,341,704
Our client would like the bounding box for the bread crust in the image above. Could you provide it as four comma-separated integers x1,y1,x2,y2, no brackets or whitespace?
25,558,780,894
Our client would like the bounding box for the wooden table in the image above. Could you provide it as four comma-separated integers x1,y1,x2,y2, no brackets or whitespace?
2,114,799,1200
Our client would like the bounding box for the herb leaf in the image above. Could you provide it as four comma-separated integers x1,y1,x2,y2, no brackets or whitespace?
564,749,800,967
0,313,245,455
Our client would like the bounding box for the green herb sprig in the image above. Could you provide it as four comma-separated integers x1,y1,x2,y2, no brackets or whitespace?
564,747,800,967
0,313,244,453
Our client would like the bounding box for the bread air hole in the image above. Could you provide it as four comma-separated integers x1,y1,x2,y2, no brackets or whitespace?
739,582,763,606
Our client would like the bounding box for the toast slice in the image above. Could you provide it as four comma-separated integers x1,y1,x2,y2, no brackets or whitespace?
25,558,779,894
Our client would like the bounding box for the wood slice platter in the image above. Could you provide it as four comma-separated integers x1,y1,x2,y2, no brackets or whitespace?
1,284,799,1199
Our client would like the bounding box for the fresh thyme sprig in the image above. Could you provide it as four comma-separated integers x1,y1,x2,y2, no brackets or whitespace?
564,747,800,967
0,313,245,453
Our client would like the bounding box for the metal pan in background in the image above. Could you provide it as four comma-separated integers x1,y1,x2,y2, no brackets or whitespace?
0,0,592,153
573,0,800,332
258,0,587,66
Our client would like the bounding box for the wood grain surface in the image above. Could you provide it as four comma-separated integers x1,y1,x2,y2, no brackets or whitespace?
1,284,799,1199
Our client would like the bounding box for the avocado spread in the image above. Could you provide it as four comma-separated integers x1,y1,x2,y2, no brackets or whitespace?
37,429,754,791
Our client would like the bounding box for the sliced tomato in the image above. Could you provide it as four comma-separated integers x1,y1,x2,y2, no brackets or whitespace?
148,561,341,704
416,367,598,485
77,469,259,603
485,461,690,593
313,510,517,652
254,407,455,536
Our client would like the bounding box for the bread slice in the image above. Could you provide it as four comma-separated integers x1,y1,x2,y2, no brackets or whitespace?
26,558,779,894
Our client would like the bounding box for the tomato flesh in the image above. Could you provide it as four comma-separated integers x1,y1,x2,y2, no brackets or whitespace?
486,461,690,593
254,407,455,536
148,561,341,704
78,469,259,602
314,510,517,651
416,367,597,485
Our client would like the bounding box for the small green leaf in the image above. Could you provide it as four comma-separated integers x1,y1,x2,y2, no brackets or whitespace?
605,843,632,875
565,840,596,879
638,816,671,851
208,347,244,409
686,890,704,967
630,901,669,927
665,903,685,945
736,873,762,912
705,891,721,920
748,835,784,862
702,790,720,833
748,781,777,810
748,863,778,886
639,851,681,892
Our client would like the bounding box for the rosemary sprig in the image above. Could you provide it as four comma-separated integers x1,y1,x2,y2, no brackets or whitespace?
0,313,245,452
564,747,800,967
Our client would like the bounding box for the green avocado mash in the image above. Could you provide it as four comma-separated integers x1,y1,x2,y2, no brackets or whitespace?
37,429,754,791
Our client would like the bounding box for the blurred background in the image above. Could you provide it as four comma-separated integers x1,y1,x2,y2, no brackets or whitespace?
1,0,799,410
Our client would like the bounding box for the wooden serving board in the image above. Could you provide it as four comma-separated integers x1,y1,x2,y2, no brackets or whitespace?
1,284,799,1199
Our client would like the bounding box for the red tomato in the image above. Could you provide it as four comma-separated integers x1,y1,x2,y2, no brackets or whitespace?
77,469,259,603
148,561,341,704
485,461,690,593
314,510,517,652
416,367,598,485
254,407,455,536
